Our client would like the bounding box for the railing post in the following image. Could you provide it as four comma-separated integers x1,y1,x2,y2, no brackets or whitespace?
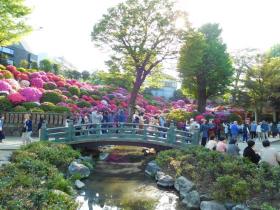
167,123,175,143
143,125,148,140
191,128,200,145
40,122,48,141
97,123,101,137
67,120,74,142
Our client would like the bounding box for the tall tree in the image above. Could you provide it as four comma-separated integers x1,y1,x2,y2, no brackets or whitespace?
52,63,61,75
39,59,53,72
81,70,90,81
30,61,38,69
178,24,233,112
0,0,32,46
267,44,280,58
231,48,261,104
92,0,187,119
19,59,29,69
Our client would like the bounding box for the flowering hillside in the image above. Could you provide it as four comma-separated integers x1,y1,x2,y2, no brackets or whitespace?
0,65,244,123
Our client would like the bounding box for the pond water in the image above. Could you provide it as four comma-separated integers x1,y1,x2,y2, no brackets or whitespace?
76,148,185,210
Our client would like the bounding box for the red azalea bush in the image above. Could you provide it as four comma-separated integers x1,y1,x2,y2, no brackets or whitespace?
8,93,26,104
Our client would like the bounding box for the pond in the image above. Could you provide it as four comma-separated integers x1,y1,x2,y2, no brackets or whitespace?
76,147,184,210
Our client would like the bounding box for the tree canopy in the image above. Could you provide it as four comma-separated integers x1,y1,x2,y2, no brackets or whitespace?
0,0,32,46
178,23,233,112
92,0,187,118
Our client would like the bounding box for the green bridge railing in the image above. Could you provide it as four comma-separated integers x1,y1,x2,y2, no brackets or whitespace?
40,121,200,148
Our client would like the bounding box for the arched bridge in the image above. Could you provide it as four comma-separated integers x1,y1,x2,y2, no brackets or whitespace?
40,122,200,150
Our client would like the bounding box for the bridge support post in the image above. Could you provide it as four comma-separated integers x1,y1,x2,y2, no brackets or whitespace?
40,122,48,141
167,123,175,143
67,120,74,142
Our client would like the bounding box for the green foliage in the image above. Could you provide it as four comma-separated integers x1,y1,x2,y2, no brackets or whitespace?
52,63,60,75
0,64,6,70
30,62,38,70
178,24,233,112
156,147,280,206
166,109,192,122
43,82,57,90
81,70,90,81
41,91,64,104
260,203,277,210
30,107,44,113
13,105,27,112
22,102,39,110
0,96,13,111
52,106,70,113
227,113,242,123
0,0,32,46
68,86,80,96
1,70,13,78
120,198,156,210
267,44,280,58
19,59,29,68
40,102,55,112
17,67,27,72
39,59,53,72
76,101,91,108
91,94,102,100
0,142,79,209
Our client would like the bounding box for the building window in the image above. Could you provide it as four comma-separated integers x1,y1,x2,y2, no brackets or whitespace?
0,47,14,55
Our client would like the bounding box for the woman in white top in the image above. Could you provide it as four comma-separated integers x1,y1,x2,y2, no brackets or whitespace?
256,123,262,141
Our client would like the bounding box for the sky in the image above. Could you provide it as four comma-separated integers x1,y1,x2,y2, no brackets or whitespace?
24,0,280,71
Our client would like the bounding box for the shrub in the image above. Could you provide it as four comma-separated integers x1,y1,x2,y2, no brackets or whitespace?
40,102,55,112
22,102,40,110
30,107,44,113
0,64,5,70
52,106,70,113
68,86,80,96
41,91,64,104
91,94,102,100
0,80,12,92
8,93,26,104
19,87,42,102
43,82,57,90
31,78,44,89
76,101,91,108
17,67,27,72
227,113,242,123
13,106,27,112
1,70,13,79
0,96,13,111
166,109,193,122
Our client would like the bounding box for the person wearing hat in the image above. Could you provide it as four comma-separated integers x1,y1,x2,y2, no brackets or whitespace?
243,140,260,164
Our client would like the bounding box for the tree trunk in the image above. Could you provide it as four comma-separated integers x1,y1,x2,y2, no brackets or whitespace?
197,89,207,113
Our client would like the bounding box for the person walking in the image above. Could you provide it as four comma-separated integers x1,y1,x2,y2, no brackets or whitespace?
22,115,32,145
250,121,257,139
37,117,45,138
200,119,209,146
223,122,229,139
230,121,239,141
0,115,5,143
243,140,261,164
271,122,278,138
242,122,250,143
261,120,269,140
256,122,262,141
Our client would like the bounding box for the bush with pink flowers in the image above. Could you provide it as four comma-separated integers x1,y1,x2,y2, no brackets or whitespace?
0,80,12,92
8,93,26,104
19,87,42,102
31,78,44,88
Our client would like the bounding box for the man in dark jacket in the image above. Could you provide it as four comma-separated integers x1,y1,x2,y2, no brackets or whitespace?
243,140,260,164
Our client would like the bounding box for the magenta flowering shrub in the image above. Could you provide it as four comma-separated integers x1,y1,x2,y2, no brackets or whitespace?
8,93,26,104
19,87,42,102
0,80,12,92
31,78,44,88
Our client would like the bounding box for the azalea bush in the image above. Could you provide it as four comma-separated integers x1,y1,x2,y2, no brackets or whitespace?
31,77,44,88
40,102,56,112
76,101,91,108
44,82,57,90
0,70,13,79
166,109,193,123
0,96,13,111
22,102,40,110
13,105,27,112
41,91,64,104
8,92,26,104
0,80,12,92
19,87,42,102
68,86,80,96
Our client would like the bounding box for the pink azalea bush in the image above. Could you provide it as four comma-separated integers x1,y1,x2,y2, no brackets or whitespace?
31,78,44,88
19,87,42,102
0,80,12,92
8,93,26,104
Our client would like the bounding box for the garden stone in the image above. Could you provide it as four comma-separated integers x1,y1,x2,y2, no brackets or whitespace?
200,194,212,201
200,201,226,210
155,171,165,181
232,204,250,210
68,161,90,178
157,174,174,188
181,190,200,210
75,180,85,189
224,202,236,210
145,161,161,177
174,176,195,192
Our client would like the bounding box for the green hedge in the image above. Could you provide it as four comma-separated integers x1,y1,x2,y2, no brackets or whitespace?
41,91,64,104
156,147,280,207
68,86,80,96
0,96,13,112
0,142,80,209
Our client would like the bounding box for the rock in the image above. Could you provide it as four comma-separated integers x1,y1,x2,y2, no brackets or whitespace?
200,194,212,201
232,204,250,210
155,171,165,181
174,176,195,192
145,161,161,177
224,202,236,210
68,161,90,178
79,155,93,162
200,201,226,210
75,180,85,189
157,174,174,188
181,190,200,210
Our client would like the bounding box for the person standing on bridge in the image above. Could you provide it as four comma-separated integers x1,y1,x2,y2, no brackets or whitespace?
0,115,5,143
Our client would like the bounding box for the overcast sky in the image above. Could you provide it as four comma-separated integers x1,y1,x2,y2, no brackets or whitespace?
24,0,280,71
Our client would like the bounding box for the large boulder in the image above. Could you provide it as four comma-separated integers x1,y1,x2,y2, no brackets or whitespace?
174,176,195,192
232,204,250,210
68,161,90,178
157,174,174,188
145,161,161,177
181,190,200,210
200,201,226,210
75,180,85,189
200,194,212,202
155,171,165,181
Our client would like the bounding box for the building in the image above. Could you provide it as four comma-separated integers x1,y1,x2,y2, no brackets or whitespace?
0,42,38,67
150,78,178,99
